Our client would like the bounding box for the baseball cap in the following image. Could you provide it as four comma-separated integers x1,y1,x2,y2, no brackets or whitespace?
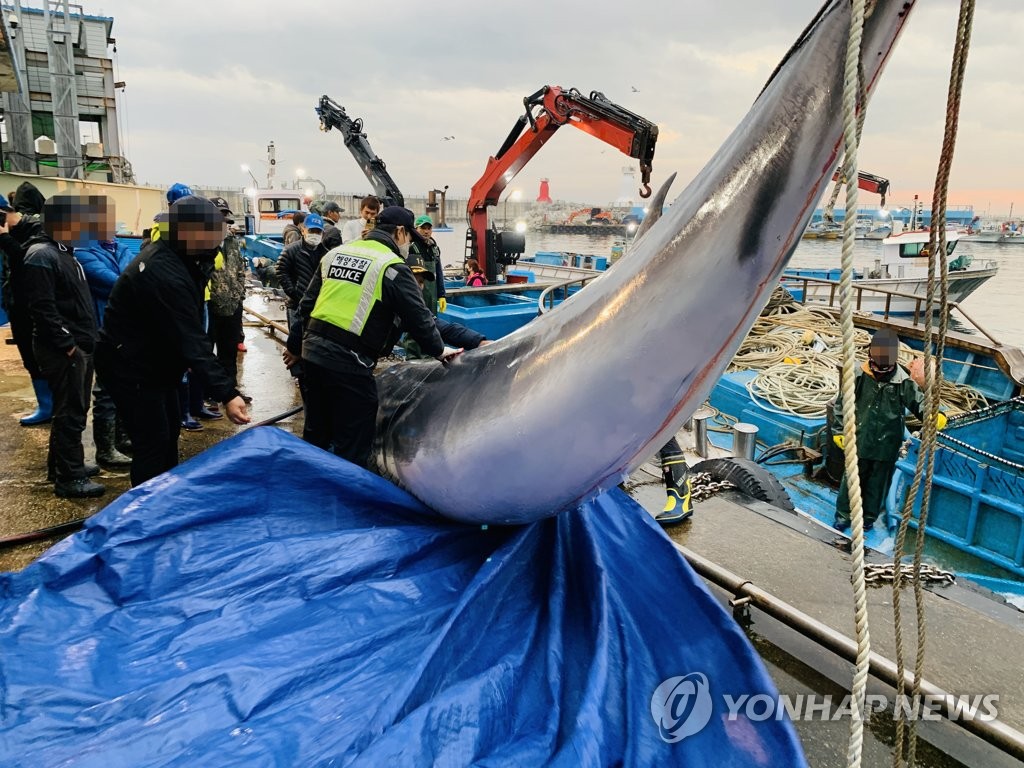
166,183,194,204
376,206,416,230
0,194,14,212
304,213,325,231
170,196,225,226
207,196,235,224
405,251,435,280
414,214,433,228
322,200,344,215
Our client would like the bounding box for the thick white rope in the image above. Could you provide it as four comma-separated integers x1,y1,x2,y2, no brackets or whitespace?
837,1,871,765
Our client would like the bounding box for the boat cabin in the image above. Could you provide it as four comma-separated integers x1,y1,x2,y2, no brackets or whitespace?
879,229,970,278
243,190,304,238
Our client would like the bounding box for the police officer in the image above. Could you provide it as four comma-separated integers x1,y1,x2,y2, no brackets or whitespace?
285,206,444,467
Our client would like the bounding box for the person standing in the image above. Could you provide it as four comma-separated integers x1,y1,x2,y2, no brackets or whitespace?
320,201,345,250
341,195,381,244
96,196,250,487
22,195,105,498
282,211,306,246
207,197,247,387
465,259,487,287
0,183,50,425
413,214,447,313
276,213,327,331
73,197,134,468
284,206,445,467
831,328,944,532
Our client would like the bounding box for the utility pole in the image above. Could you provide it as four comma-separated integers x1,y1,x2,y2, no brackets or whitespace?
266,141,276,188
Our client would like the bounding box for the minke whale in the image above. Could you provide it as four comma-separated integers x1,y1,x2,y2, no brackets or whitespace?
374,0,917,524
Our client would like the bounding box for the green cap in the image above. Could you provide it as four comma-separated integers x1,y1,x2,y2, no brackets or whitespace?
414,214,433,228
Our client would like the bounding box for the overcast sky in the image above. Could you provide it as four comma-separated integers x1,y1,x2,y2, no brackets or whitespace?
99,0,1022,216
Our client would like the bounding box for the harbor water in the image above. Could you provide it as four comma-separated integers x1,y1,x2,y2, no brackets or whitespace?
436,226,1022,350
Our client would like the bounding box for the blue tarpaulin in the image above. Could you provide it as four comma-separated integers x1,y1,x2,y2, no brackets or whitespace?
0,428,805,766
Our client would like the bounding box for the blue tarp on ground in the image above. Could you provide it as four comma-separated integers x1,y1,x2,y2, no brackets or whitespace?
0,428,805,767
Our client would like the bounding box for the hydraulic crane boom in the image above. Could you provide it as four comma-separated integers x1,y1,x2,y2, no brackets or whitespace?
466,86,659,281
823,169,890,222
315,95,404,207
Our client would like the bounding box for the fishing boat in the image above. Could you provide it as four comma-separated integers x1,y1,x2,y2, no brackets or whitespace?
781,229,998,315
854,214,892,240
440,257,1024,595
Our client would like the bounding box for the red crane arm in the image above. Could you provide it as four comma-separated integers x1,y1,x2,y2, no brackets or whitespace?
466,86,659,279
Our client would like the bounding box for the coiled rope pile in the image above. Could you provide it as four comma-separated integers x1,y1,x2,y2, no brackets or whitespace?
728,287,989,419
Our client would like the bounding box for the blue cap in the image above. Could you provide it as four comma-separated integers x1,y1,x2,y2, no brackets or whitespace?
166,183,194,204
0,194,13,212
304,213,324,231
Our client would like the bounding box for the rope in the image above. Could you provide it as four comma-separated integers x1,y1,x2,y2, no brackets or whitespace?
836,2,871,765
892,3,975,765
727,309,988,420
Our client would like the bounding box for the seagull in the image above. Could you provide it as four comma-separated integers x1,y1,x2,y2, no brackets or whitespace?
630,85,640,93
441,135,455,141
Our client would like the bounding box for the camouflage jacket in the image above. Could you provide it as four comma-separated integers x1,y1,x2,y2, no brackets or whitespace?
208,235,247,316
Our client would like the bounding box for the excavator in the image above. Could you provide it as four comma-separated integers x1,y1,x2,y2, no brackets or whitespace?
315,95,405,207
465,86,659,282
565,208,616,225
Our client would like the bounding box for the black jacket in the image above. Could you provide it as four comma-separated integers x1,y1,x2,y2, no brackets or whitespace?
98,240,240,401
0,216,44,309
288,230,443,368
276,239,326,307
21,237,98,354
321,220,343,251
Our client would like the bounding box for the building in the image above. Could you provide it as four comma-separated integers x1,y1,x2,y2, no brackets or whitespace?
0,1,132,183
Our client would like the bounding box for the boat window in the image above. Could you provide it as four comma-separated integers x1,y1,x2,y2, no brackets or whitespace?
257,198,301,213
898,240,959,258
900,242,929,258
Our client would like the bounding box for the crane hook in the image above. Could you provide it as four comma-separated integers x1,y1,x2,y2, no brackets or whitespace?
639,183,652,199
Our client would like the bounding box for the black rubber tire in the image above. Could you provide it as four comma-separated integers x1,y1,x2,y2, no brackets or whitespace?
692,457,796,513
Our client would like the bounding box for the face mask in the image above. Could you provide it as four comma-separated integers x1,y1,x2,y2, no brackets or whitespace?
398,242,411,258
305,233,322,247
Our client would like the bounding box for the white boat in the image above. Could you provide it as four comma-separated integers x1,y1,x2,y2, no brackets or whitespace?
960,220,1003,243
854,215,892,240
782,229,998,315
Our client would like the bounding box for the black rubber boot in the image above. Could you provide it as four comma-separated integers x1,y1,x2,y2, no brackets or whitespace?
94,418,132,467
115,416,133,455
656,441,694,525
54,477,106,499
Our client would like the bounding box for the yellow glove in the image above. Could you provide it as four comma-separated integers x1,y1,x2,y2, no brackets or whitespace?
936,412,948,431
438,297,447,313
833,434,844,451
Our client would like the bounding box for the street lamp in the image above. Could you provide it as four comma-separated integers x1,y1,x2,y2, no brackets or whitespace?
241,163,259,188
503,188,521,225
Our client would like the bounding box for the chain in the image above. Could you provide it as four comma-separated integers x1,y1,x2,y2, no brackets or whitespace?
864,562,955,587
622,470,735,501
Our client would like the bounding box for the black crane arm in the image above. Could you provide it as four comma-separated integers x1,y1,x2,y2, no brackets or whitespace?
315,95,405,207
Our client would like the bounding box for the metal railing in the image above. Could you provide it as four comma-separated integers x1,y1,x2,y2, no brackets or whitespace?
537,274,604,314
780,275,1003,347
